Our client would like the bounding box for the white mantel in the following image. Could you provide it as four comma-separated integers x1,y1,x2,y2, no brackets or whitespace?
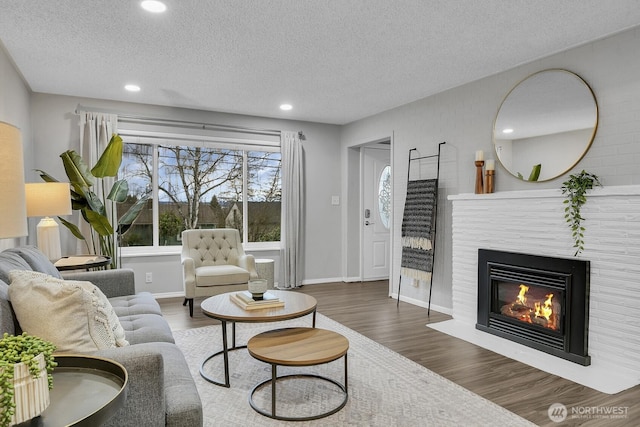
429,185,640,394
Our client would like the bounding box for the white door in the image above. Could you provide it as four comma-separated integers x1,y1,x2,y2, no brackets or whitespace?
362,146,391,280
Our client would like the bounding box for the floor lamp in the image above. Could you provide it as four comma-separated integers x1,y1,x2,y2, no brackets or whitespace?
25,183,72,261
0,122,28,240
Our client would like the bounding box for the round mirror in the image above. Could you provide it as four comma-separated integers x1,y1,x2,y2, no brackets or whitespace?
493,69,598,182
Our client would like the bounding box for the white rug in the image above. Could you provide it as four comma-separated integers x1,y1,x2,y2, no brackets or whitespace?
173,314,536,426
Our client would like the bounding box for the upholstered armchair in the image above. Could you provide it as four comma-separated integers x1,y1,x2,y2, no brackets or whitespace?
181,228,258,316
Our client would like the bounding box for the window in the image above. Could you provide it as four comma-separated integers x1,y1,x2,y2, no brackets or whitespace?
117,136,281,249
378,165,391,229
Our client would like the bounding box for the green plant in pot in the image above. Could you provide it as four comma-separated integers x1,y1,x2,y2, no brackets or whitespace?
0,333,57,426
37,134,150,269
561,170,602,256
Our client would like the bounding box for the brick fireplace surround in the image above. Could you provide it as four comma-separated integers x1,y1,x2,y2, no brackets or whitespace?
428,185,640,394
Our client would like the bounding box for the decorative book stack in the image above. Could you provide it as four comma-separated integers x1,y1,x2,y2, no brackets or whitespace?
230,291,284,310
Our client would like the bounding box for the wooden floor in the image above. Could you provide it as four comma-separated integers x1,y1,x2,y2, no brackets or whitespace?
159,281,639,426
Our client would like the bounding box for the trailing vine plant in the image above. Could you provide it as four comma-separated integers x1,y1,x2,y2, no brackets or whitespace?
561,170,602,256
0,333,57,427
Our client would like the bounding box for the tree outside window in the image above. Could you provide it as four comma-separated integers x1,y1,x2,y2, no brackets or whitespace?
117,140,281,247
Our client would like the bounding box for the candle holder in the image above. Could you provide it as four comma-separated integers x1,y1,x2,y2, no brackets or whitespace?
475,160,484,194
485,169,495,194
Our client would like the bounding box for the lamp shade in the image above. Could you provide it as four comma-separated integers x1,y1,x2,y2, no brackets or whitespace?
25,183,72,217
0,122,28,238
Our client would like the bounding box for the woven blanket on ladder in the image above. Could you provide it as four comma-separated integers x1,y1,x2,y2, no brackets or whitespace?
401,179,437,284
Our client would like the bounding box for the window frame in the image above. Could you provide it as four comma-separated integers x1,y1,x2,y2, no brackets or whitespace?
117,129,282,254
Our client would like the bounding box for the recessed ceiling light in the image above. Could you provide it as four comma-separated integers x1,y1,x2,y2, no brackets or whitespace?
141,1,167,13
502,128,514,134
125,84,141,92
280,104,293,111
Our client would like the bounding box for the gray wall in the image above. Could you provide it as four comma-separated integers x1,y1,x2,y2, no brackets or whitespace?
5,27,640,306
27,94,343,294
341,27,640,312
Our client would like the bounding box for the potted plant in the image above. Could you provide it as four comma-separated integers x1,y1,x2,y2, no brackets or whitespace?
0,333,57,426
37,134,150,269
561,170,602,256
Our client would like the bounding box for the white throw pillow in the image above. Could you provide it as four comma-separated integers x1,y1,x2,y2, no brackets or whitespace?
8,270,129,352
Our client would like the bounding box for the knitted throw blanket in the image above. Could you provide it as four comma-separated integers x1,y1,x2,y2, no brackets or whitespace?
401,179,437,282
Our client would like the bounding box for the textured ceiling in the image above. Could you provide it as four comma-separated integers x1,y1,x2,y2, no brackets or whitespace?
1,1,640,125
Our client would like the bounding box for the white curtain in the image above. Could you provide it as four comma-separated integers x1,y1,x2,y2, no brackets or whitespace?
280,131,304,289
77,112,118,254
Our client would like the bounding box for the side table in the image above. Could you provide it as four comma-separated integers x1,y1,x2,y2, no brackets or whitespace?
22,354,127,426
55,255,111,271
247,327,349,421
255,258,275,289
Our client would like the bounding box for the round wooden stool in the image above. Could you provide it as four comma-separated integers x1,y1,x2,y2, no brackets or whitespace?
247,327,349,421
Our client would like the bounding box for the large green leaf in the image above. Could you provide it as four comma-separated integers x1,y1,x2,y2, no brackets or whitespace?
107,180,129,203
528,164,541,181
84,209,114,236
91,134,123,178
118,194,151,235
58,217,87,241
60,150,94,192
34,169,59,183
84,190,106,216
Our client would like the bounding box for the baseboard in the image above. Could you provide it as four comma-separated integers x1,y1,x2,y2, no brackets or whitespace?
390,292,453,316
301,277,344,285
153,291,185,300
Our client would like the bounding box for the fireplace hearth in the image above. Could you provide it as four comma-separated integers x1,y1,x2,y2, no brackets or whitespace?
476,249,590,365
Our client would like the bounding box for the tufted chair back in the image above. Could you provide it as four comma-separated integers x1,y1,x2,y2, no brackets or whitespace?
182,228,246,268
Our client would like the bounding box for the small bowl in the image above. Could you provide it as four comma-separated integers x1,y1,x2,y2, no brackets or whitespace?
248,279,268,299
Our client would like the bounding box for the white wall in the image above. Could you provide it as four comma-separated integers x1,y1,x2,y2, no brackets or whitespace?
29,94,343,294
341,27,640,311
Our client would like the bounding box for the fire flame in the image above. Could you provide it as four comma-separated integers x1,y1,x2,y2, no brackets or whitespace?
516,284,528,305
534,294,554,321
503,285,558,330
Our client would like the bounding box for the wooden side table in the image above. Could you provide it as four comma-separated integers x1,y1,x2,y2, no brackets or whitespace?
247,327,349,421
54,255,111,271
200,291,317,387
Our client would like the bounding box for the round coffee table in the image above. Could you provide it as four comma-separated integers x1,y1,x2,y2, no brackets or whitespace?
200,290,317,387
247,327,349,421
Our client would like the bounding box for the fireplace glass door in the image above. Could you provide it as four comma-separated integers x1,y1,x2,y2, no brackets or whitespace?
494,281,564,334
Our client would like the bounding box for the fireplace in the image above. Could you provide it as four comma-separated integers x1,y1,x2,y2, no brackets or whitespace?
476,249,590,365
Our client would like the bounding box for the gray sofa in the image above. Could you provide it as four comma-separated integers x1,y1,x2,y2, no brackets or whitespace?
0,246,202,427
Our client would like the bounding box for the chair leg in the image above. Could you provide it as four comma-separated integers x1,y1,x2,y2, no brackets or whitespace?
184,298,194,317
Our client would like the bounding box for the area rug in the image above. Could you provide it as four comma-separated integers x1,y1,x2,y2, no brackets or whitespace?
173,314,535,426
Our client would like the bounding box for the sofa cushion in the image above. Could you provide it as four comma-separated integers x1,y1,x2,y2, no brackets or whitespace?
0,251,32,284
8,271,129,352
109,292,163,316
118,313,175,345
5,246,62,279
0,280,16,336
194,264,250,287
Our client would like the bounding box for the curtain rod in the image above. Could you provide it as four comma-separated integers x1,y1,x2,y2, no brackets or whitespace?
75,105,306,139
